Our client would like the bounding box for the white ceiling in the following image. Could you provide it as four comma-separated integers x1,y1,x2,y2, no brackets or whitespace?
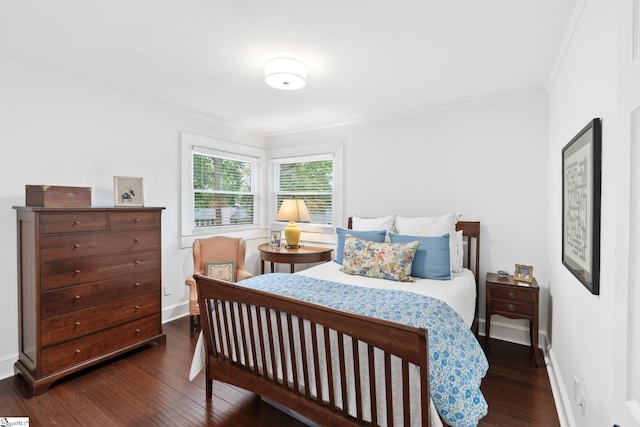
0,0,577,135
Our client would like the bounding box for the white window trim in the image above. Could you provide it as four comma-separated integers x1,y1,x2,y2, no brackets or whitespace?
629,108,640,417
180,131,266,248
268,142,343,243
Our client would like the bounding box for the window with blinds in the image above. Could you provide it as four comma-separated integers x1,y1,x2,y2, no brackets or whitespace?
274,156,334,225
192,150,257,229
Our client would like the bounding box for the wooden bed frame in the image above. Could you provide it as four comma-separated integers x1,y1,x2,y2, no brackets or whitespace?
195,221,480,426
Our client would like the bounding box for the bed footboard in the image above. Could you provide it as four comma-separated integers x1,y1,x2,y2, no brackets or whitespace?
196,274,430,426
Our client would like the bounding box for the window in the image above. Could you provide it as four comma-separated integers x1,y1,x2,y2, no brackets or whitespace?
181,132,264,244
192,150,256,229
273,155,334,225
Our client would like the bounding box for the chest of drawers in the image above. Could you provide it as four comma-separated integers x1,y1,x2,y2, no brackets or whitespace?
14,207,166,395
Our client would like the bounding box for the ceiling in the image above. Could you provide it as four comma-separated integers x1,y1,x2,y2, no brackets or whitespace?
0,0,577,135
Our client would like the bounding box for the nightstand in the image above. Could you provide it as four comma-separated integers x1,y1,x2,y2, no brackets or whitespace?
258,243,333,274
485,272,544,367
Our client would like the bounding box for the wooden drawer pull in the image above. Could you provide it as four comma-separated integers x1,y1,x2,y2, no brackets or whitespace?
134,260,141,265
135,305,140,311
133,238,141,243
74,295,81,300
75,349,81,355
507,304,516,312
134,282,141,287
507,292,516,300
73,243,80,249
135,329,141,334
74,269,81,274
134,218,141,223
75,321,81,327
73,220,81,225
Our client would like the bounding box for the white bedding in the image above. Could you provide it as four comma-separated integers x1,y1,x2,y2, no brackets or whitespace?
297,261,477,328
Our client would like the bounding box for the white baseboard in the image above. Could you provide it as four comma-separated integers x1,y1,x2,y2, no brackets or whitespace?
162,301,190,324
479,317,543,347
0,352,16,382
546,346,577,427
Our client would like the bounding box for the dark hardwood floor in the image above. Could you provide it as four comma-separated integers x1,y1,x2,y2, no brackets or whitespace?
0,316,559,426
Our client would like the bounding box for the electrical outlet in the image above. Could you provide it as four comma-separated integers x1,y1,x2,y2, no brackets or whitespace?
579,389,586,415
164,283,173,296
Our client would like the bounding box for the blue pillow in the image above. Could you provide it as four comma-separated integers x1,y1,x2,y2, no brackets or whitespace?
334,228,387,265
389,233,451,280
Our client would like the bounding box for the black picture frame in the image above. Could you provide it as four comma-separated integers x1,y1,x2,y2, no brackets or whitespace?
562,118,602,295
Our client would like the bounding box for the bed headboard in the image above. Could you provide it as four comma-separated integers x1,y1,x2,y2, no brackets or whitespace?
347,217,481,334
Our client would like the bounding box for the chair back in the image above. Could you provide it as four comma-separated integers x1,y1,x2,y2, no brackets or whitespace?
193,236,247,278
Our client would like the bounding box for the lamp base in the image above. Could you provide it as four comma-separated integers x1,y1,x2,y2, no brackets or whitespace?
283,221,301,248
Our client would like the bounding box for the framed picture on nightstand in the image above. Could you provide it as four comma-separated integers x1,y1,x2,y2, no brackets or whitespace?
270,230,281,249
514,264,533,283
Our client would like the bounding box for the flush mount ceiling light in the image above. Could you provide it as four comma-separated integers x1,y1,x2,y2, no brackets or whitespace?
265,56,307,90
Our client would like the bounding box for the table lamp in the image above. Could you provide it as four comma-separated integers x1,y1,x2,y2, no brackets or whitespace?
275,199,311,248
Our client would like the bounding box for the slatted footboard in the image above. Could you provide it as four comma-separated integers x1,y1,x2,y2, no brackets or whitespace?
196,275,431,426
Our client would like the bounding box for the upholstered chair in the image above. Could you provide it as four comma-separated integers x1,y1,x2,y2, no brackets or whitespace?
185,236,253,336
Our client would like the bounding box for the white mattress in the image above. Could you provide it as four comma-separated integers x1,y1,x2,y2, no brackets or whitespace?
296,261,477,328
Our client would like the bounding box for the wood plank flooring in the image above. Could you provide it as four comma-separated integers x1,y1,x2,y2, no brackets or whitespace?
0,316,559,426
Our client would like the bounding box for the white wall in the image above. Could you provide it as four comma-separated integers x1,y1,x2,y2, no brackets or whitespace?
547,0,623,425
0,62,266,379
268,92,551,345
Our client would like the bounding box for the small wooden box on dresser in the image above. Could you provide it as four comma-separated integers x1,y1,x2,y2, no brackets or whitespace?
13,206,166,396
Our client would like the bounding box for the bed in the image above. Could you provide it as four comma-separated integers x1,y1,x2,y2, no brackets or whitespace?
193,218,486,426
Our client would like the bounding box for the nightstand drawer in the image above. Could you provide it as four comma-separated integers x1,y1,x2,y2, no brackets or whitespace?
490,286,535,304
490,299,534,317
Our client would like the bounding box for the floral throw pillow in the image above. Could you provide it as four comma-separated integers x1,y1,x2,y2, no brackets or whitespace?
340,235,419,282
205,261,236,282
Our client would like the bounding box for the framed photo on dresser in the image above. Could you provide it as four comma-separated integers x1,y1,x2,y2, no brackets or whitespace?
114,176,144,207
561,118,602,295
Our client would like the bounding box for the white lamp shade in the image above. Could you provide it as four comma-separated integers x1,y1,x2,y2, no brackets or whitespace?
265,57,307,90
275,199,311,222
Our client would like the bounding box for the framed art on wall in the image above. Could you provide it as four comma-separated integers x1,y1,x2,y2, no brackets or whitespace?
562,118,602,295
114,176,144,207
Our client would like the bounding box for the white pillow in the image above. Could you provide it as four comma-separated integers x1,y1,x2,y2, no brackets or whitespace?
395,214,463,273
456,230,464,270
351,215,395,232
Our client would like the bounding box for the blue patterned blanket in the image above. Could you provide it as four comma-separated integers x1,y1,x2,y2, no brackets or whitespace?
236,273,488,427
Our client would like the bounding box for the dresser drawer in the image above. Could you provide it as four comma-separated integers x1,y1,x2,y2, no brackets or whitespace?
39,212,108,234
489,299,535,317
41,314,162,376
41,270,160,317
110,211,161,230
40,229,161,261
490,286,535,304
41,292,160,347
40,250,160,290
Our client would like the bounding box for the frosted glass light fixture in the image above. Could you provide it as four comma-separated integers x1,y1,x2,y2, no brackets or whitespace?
265,56,307,90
